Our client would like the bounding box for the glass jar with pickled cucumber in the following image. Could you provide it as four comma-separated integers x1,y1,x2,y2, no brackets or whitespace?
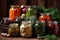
8,23,20,36
34,21,46,38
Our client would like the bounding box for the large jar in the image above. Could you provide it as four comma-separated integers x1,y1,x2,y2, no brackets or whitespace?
47,21,59,36
20,21,32,37
34,21,46,38
8,23,20,36
9,5,20,21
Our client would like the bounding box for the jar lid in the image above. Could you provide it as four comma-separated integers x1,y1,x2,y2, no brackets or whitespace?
40,13,44,15
11,5,20,8
9,23,18,26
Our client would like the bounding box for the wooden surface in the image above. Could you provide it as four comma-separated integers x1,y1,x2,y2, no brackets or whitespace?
0,35,43,40
0,35,60,40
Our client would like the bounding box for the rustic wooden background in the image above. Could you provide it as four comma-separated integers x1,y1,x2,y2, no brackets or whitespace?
0,0,60,18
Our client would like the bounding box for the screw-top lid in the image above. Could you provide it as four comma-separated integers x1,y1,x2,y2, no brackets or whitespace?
9,23,18,27
11,5,20,8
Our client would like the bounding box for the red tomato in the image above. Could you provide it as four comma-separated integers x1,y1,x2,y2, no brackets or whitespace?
44,14,51,21
39,14,45,21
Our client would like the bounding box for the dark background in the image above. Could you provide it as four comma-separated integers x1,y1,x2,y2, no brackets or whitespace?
0,0,60,18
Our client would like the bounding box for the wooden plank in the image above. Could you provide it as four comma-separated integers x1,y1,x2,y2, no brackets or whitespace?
38,0,45,7
56,0,60,12
20,0,26,5
47,0,60,12
1,0,7,17
47,0,56,8
0,35,45,40
30,0,37,5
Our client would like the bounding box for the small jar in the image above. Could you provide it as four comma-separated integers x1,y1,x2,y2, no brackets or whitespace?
9,5,20,21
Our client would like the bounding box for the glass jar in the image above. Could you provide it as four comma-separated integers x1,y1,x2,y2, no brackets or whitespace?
34,21,46,38
48,21,59,36
20,21,32,37
8,23,20,36
9,5,20,21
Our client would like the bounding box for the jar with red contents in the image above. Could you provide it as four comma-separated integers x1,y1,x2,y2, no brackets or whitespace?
9,5,20,21
47,21,59,36
39,13,51,26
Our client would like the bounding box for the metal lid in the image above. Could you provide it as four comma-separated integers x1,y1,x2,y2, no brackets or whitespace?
11,5,20,8
9,23,18,27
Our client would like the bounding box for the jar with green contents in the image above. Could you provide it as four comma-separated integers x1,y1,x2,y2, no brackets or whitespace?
34,21,46,38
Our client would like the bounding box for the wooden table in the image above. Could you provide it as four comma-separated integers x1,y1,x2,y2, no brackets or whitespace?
0,36,43,40
0,35,60,40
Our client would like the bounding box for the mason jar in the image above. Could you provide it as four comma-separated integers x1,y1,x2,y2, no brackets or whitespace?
8,23,20,36
9,5,20,21
47,21,59,36
34,21,46,38
20,21,32,37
